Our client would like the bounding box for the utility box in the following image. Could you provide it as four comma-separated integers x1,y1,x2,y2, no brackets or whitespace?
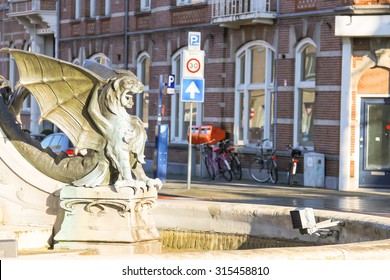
304,152,325,187
188,126,225,144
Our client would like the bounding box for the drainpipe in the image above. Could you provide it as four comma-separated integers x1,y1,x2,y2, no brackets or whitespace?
55,0,60,58
124,0,129,70
273,0,280,148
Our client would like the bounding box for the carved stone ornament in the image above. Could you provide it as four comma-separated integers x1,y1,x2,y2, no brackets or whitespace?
0,49,162,253
0,48,162,192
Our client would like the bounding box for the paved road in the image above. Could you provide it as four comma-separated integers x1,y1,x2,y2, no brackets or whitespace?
159,176,390,217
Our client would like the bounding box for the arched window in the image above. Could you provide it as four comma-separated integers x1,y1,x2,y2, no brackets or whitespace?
294,38,317,148
72,58,81,65
234,41,275,145
136,52,150,128
88,53,111,66
171,48,202,143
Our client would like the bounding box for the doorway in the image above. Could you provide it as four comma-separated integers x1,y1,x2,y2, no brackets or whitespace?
359,98,390,188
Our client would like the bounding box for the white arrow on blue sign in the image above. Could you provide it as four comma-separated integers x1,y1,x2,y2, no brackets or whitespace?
181,78,204,103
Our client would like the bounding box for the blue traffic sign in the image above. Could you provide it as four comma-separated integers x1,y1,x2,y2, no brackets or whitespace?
181,78,204,103
188,32,201,51
167,74,175,88
166,74,175,94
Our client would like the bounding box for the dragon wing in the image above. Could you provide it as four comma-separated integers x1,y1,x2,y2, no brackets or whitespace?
3,48,107,152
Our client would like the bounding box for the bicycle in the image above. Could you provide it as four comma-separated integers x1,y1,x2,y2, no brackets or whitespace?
216,139,242,180
286,145,304,186
200,140,232,181
200,141,217,180
249,139,278,184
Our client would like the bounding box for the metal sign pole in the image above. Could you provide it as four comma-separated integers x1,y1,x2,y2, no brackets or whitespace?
187,102,193,190
158,75,163,125
184,31,203,190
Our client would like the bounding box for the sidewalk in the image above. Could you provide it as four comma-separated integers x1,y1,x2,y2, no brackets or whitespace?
159,175,390,217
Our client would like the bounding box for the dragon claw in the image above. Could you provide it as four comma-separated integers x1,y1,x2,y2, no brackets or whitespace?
146,178,163,190
114,179,146,193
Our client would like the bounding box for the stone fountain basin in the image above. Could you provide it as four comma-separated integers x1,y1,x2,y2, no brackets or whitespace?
153,200,390,259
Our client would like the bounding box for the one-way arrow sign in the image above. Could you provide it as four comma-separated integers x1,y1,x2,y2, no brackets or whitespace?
185,81,200,99
181,78,204,102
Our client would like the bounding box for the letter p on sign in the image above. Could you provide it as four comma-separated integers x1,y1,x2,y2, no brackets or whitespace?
188,32,201,51
166,74,175,94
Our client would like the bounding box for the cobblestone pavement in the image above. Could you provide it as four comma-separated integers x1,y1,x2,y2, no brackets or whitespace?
159,175,390,217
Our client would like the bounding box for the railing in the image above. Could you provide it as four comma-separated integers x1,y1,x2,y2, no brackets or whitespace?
8,0,56,14
211,0,271,19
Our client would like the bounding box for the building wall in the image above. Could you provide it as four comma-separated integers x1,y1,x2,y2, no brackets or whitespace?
1,0,389,189
57,0,346,186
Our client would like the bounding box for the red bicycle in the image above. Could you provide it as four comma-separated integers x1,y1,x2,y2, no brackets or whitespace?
200,140,232,181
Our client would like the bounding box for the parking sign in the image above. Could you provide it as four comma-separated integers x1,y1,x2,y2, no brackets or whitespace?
188,32,201,51
166,74,175,94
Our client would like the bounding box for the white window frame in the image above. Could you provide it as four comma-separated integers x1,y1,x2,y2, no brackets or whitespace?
234,41,275,146
171,48,202,143
105,0,111,16
293,38,317,149
177,0,206,6
88,53,111,66
90,0,96,17
141,0,151,11
136,51,150,127
75,0,81,19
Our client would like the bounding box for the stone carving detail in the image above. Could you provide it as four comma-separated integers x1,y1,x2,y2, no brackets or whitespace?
0,48,162,192
0,49,162,253
60,199,132,217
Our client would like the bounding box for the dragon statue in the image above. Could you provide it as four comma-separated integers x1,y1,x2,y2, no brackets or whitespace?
0,48,162,192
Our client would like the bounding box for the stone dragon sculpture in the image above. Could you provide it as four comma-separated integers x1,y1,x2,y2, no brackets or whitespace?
0,48,162,192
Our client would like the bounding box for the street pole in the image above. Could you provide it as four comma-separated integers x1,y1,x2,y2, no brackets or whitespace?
187,102,193,190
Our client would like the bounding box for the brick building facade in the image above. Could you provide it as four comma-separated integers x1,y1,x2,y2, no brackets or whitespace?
1,0,390,190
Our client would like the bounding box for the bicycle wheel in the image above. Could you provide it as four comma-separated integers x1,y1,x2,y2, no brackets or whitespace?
269,160,278,184
204,157,216,180
249,158,270,183
217,158,232,181
230,155,242,180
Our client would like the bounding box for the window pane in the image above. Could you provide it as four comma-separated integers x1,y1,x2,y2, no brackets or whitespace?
175,58,181,85
299,90,315,146
182,103,196,140
302,45,316,81
140,57,150,86
238,92,244,142
248,90,265,144
239,54,245,84
270,91,274,142
365,103,390,170
251,46,265,84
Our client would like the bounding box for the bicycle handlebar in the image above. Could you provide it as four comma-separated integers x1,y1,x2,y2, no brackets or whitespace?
199,139,216,146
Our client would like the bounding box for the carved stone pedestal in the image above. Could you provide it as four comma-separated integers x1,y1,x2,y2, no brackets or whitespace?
53,185,161,254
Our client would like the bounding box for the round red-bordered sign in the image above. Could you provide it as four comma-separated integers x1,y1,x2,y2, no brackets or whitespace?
186,58,201,73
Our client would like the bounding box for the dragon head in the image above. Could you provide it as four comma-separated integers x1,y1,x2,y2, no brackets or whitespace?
103,70,144,112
